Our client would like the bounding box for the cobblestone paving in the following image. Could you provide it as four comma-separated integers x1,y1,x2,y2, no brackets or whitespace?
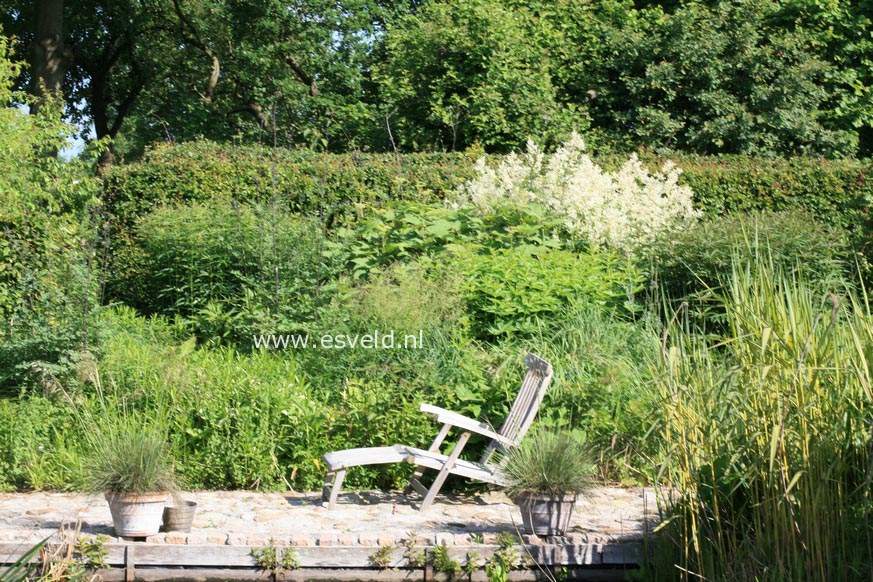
0,488,658,546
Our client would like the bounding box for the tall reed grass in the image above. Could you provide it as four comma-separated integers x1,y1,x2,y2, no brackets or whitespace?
651,255,873,580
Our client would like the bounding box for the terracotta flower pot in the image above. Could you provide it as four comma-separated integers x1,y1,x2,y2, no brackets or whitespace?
515,492,577,536
105,492,168,537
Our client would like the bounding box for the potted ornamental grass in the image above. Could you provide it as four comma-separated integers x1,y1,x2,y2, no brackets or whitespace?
85,415,177,537
503,428,596,536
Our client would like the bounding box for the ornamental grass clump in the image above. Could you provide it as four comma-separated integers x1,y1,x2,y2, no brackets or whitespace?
85,417,176,494
457,133,700,250
652,253,873,581
503,429,595,497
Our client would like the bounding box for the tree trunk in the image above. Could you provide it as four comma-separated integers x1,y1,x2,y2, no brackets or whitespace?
30,0,65,113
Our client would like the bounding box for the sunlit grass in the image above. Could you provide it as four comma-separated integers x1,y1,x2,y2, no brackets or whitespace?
650,254,873,580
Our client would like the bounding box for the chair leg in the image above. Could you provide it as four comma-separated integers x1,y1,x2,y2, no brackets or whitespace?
404,467,427,495
420,431,471,511
324,469,346,510
322,472,334,503
405,423,452,496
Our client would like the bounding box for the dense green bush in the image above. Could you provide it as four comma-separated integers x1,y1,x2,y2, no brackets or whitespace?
669,155,873,238
376,0,589,152
109,198,341,345
102,141,873,249
102,141,477,229
591,0,859,157
0,394,83,491
0,37,102,392
453,247,642,339
340,202,570,278
645,210,854,312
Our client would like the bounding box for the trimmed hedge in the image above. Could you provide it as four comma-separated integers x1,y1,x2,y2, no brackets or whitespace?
104,140,873,238
104,141,479,228
671,154,873,238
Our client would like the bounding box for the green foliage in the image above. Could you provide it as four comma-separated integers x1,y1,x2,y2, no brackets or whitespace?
502,428,596,497
646,210,854,311
72,534,110,570
0,394,82,491
671,155,873,230
251,539,299,575
377,0,589,152
1,0,413,156
0,34,102,392
5,0,871,157
342,202,570,279
454,247,642,339
103,141,873,255
431,543,461,579
112,198,339,345
402,532,426,568
102,141,476,229
345,261,467,336
93,307,325,490
484,533,519,582
651,255,873,580
589,0,860,156
368,543,396,570
0,536,49,582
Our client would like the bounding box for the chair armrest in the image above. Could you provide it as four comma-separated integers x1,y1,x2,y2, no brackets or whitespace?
419,404,514,447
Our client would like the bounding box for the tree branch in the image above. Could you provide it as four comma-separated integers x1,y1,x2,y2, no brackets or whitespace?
172,0,221,102
287,56,317,97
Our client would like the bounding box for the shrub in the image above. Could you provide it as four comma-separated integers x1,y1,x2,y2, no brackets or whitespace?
340,202,570,279
345,260,467,335
0,35,102,393
453,246,643,339
646,210,853,300
456,134,700,250
0,394,83,491
102,140,477,229
110,198,339,345
101,140,873,251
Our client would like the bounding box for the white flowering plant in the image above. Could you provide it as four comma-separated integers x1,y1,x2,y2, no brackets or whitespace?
456,133,700,250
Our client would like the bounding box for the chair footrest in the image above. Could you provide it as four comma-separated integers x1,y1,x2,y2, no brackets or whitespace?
323,445,407,472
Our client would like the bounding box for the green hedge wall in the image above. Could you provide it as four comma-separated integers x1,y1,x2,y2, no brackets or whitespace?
672,155,873,237
104,141,479,228
104,140,873,237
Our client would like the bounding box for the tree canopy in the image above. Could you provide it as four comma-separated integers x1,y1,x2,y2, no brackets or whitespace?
1,0,870,159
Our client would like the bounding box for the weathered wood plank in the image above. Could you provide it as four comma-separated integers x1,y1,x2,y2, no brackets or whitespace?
97,566,633,582
0,541,643,569
600,543,643,565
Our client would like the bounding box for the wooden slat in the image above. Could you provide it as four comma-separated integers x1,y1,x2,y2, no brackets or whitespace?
0,541,641,569
98,567,634,582
324,446,407,471
402,448,503,484
600,543,643,565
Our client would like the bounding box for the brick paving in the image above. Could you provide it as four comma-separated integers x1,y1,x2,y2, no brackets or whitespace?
0,487,658,547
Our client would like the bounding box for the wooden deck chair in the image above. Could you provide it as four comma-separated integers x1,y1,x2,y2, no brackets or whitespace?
321,353,553,511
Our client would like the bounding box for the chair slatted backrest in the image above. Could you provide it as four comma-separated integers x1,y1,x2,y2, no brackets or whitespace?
479,354,553,464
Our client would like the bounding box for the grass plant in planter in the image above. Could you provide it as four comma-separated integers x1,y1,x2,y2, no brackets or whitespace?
503,429,595,536
85,417,177,538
